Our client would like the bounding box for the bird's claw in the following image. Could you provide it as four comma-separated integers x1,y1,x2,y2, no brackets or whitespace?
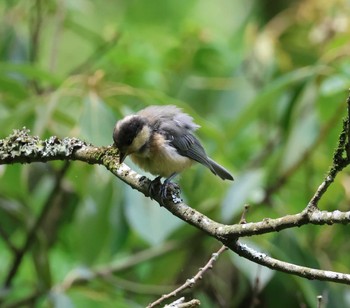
160,181,180,203
148,177,181,205
148,176,162,198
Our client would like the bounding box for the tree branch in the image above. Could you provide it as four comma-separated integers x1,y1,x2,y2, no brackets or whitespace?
1,125,350,285
230,241,350,285
2,130,350,238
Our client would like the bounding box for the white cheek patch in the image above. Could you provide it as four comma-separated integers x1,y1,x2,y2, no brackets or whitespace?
130,126,151,153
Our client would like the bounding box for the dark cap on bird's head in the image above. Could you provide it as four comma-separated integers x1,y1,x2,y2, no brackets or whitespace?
113,115,150,163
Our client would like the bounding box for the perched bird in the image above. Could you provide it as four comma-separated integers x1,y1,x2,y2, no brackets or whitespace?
113,105,233,200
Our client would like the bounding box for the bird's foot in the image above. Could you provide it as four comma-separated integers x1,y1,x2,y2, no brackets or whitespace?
148,176,162,198
148,176,182,205
160,180,181,205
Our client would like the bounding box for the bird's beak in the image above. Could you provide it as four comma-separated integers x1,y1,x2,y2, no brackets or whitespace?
119,151,127,164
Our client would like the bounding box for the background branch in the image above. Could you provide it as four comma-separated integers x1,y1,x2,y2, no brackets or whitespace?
148,245,228,308
29,0,43,94
59,241,178,291
3,161,70,287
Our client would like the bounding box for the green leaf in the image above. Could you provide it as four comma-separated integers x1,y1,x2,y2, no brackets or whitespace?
320,74,349,96
280,96,319,173
228,66,323,138
72,169,115,264
0,62,62,87
79,95,116,146
49,291,75,308
221,169,264,222
124,187,183,246
0,75,28,101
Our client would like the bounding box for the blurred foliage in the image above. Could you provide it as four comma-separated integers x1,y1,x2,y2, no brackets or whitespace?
1,0,350,307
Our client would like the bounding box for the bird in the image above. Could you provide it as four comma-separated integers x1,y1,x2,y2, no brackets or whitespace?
113,105,233,202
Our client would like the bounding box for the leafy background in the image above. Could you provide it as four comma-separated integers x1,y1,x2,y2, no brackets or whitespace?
1,0,350,307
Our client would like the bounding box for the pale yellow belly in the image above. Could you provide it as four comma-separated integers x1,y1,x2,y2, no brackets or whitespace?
130,143,193,178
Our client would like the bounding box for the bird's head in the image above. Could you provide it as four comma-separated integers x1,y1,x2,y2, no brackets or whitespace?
113,115,151,164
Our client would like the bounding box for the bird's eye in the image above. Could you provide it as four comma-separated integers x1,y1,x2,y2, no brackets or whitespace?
126,138,133,145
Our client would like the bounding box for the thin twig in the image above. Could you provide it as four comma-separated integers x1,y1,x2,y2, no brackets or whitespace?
240,204,249,224
249,267,261,308
240,205,261,308
317,295,323,308
147,245,228,308
29,0,43,94
166,298,200,308
0,225,18,254
307,105,350,211
345,91,350,159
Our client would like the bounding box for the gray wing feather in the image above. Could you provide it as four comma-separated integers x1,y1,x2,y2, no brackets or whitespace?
206,157,234,181
139,105,233,180
171,134,211,168
172,134,233,180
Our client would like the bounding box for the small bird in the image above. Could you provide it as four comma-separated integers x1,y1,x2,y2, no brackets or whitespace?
113,105,233,201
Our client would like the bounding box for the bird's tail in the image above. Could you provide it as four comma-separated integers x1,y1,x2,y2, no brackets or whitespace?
207,157,234,181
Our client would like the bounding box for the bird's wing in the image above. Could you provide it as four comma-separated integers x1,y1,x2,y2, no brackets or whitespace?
138,105,233,180
170,132,234,181
169,133,213,169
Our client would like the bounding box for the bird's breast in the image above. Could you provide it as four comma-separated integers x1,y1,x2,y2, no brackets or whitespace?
130,133,193,177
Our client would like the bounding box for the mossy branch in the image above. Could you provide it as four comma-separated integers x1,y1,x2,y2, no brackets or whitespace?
1,93,350,288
